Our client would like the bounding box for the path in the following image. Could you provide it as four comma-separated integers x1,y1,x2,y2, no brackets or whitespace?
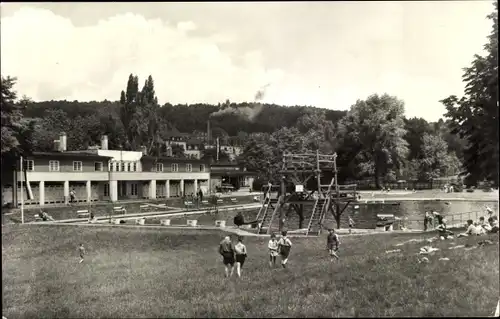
30,203,262,224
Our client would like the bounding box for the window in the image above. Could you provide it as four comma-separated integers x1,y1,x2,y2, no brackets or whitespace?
120,162,125,172
104,183,109,196
127,163,131,172
132,162,137,172
156,163,164,172
131,183,138,196
171,163,179,172
26,160,34,171
186,163,192,172
73,161,83,171
49,160,60,172
109,162,113,171
94,162,103,172
199,164,205,172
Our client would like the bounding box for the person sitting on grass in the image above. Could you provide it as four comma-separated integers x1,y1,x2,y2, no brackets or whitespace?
436,215,454,239
489,216,499,233
39,210,55,221
219,236,235,278
458,219,481,237
480,216,492,232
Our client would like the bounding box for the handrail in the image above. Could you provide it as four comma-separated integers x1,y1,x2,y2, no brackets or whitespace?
266,195,282,234
256,196,270,222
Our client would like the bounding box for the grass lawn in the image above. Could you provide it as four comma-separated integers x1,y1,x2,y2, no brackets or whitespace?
2,225,499,318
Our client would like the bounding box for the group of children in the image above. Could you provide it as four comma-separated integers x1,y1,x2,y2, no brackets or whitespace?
217,228,342,278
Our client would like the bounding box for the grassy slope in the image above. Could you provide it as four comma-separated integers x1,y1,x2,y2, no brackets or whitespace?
2,225,499,318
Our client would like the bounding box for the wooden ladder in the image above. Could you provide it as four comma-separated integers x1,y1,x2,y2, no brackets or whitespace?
257,195,282,234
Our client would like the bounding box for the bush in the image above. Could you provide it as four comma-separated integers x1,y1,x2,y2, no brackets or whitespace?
450,178,464,192
252,177,267,192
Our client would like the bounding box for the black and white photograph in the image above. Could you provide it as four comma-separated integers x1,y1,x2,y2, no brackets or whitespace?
1,1,498,317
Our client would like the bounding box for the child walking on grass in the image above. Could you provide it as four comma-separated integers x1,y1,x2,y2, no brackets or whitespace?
278,231,292,268
268,233,279,267
348,216,355,234
78,243,85,263
219,236,235,278
327,228,340,261
234,236,247,278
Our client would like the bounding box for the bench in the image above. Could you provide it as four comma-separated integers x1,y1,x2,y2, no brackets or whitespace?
139,205,149,211
216,199,223,204
201,200,209,205
77,209,90,218
184,201,194,206
113,206,126,214
34,214,43,221
187,219,198,227
135,218,146,225
215,220,226,228
230,198,238,203
160,219,171,226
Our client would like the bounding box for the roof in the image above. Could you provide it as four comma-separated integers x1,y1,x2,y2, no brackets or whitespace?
211,171,257,177
186,138,204,145
141,155,210,164
30,151,113,159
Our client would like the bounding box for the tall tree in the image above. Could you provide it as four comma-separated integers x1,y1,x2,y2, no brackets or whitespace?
119,74,165,153
441,2,498,186
336,94,409,188
415,133,462,181
1,76,34,159
403,117,434,160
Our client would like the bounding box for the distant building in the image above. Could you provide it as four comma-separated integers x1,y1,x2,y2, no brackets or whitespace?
2,133,210,207
210,162,256,191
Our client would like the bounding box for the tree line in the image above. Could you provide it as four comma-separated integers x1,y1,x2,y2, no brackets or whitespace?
1,3,497,188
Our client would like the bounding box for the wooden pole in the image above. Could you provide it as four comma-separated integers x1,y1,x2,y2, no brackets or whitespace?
20,156,24,224
316,150,321,199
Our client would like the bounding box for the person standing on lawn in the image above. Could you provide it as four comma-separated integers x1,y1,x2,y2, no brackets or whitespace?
277,231,292,268
348,216,355,234
326,228,340,261
219,235,235,278
268,233,279,267
234,236,247,278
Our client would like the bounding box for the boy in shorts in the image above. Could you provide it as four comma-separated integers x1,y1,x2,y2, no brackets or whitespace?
234,236,247,278
268,233,279,267
218,236,235,278
278,231,292,268
78,243,85,263
327,228,340,261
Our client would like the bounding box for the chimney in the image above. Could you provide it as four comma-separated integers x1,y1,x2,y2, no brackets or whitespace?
141,145,147,155
101,135,108,150
207,120,211,144
59,132,67,152
53,140,60,152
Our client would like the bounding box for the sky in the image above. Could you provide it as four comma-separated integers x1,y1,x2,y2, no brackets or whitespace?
0,1,495,121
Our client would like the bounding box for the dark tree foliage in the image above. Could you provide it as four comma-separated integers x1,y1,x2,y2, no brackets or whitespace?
441,2,498,186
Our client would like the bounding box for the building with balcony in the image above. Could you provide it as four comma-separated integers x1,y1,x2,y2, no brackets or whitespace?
2,133,211,207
